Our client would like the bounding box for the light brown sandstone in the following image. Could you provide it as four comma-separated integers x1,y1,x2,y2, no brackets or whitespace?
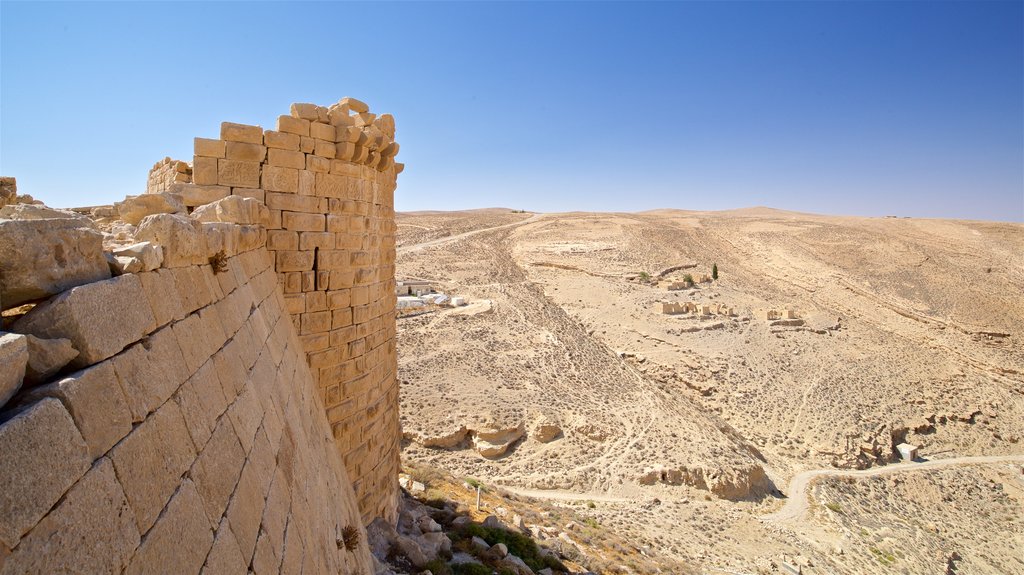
0,398,91,548
0,333,28,407
12,274,157,368
125,480,214,575
220,122,263,145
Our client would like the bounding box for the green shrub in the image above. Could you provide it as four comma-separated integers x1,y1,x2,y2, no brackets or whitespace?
682,273,694,286
425,559,452,575
452,563,492,575
712,263,718,280
459,524,567,572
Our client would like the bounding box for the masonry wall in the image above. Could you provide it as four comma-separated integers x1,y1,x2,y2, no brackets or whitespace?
173,99,403,523
0,239,375,574
147,157,192,194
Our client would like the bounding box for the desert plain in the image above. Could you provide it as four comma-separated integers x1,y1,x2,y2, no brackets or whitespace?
395,207,1024,574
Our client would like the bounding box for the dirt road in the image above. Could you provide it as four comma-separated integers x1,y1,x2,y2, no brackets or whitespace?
397,213,544,254
763,454,1024,523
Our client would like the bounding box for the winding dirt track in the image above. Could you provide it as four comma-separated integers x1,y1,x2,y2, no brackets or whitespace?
397,213,545,254
762,454,1024,523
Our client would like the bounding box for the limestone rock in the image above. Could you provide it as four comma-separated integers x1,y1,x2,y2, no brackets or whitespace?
134,213,206,268
115,193,185,226
0,203,96,227
23,334,78,386
12,274,157,368
0,219,111,309
112,242,164,272
530,412,562,443
191,195,269,226
0,177,15,208
499,553,535,575
471,422,525,458
403,424,468,448
0,332,28,407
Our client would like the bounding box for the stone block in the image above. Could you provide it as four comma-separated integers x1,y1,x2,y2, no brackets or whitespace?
353,112,376,127
276,115,310,137
135,213,207,267
226,384,262,454
174,360,228,450
339,97,369,113
0,332,28,408
220,122,263,145
115,192,187,226
202,518,248,574
12,274,157,368
309,121,335,141
110,325,191,421
0,458,140,575
218,159,261,189
335,126,361,144
191,415,246,529
125,480,213,575
264,130,300,151
266,191,319,213
0,219,110,309
195,137,226,158
167,183,232,207
299,231,334,251
193,156,219,186
192,195,269,226
138,268,186,327
230,186,265,203
281,211,325,232
0,398,91,548
307,154,331,173
262,165,299,194
290,102,320,121
225,456,264,562
225,141,267,163
267,148,306,169
267,230,299,251
299,169,315,196
110,399,197,534
275,250,315,272
112,241,164,273
299,135,315,153
31,362,132,460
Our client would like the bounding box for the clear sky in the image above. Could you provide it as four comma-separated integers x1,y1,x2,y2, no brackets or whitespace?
2,1,1022,221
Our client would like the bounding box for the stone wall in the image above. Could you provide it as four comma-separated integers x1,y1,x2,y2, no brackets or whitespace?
0,230,374,574
147,157,193,194
171,98,403,523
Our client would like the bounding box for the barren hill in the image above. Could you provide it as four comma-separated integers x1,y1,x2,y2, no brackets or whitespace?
396,208,1024,572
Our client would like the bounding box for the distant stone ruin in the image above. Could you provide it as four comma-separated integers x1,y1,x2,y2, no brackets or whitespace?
660,301,736,317
0,98,401,574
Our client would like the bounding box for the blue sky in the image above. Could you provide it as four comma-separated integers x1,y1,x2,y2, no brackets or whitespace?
2,1,1021,221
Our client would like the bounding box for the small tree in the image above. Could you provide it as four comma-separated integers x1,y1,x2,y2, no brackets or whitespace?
682,273,694,287
712,263,718,280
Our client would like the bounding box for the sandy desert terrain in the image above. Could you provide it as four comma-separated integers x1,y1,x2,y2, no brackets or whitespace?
395,208,1024,573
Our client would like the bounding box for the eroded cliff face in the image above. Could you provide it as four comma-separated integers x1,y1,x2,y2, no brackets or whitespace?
0,98,401,574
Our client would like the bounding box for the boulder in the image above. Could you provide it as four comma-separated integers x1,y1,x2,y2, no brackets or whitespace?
23,335,78,386
403,424,468,449
499,554,535,575
0,332,28,407
0,219,111,309
11,274,156,368
191,196,269,226
114,193,185,226
0,204,96,227
530,413,562,443
134,213,206,268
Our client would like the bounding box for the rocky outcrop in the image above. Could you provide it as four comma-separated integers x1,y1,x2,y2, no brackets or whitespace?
638,463,773,501
0,333,28,407
0,177,16,207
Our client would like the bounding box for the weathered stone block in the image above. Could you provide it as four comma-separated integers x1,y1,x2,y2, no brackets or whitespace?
264,130,300,151
276,115,310,137
115,193,187,226
12,274,157,368
262,165,299,194
0,398,91,548
225,141,267,163
307,154,331,173
135,213,206,268
267,191,319,213
192,156,219,186
191,417,246,529
167,183,232,207
310,122,335,141
281,211,325,232
0,458,140,575
31,362,132,459
195,137,226,158
111,323,190,421
125,480,213,575
202,518,248,574
275,250,315,272
110,399,197,534
112,241,164,273
0,219,110,309
218,159,261,189
339,97,369,113
0,332,28,408
192,195,269,226
220,122,263,145
290,102,320,121
267,148,305,169
138,268,186,327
